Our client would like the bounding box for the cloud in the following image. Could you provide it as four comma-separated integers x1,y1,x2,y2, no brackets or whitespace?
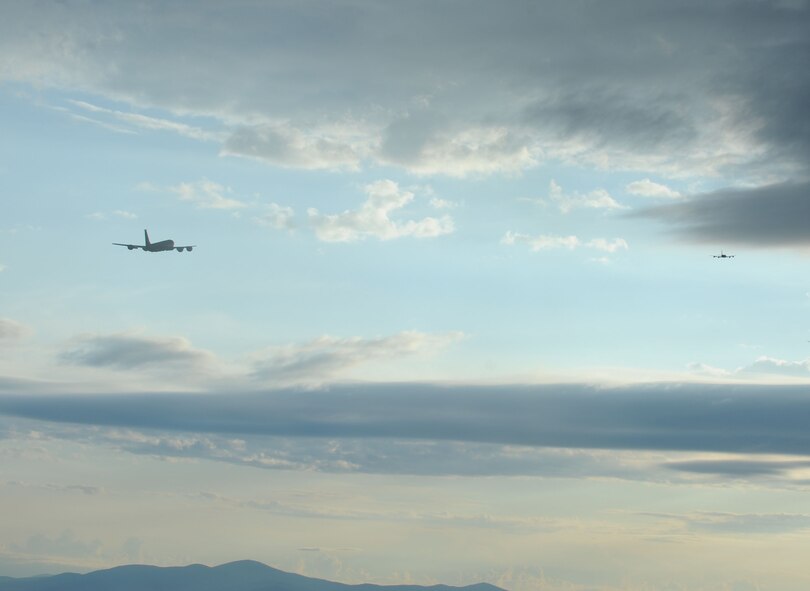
585,238,629,253
379,117,538,177
11,530,102,560
60,332,218,375
4,1,806,179
636,181,810,247
67,99,221,142
692,355,810,379
5,480,104,496
3,382,810,457
739,356,810,377
308,180,454,242
254,203,296,231
643,511,810,535
251,330,465,386
502,232,628,254
663,458,810,478
501,232,580,251
626,179,682,199
0,318,28,340
222,123,368,171
545,180,626,214
166,179,246,210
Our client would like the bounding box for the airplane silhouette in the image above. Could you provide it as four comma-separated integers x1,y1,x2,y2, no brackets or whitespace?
713,250,734,259
114,229,195,252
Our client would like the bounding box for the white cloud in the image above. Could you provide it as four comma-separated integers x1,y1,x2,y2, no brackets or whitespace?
739,356,810,377
139,179,246,210
254,203,296,231
626,178,682,199
687,356,810,380
586,238,629,253
687,362,732,378
170,179,246,210
429,197,457,210
68,100,221,142
221,122,371,171
251,330,465,386
546,180,626,213
502,232,629,254
0,318,28,340
501,231,580,251
380,122,539,178
308,180,454,242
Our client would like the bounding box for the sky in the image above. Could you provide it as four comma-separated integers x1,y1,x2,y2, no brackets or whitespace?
1,0,810,589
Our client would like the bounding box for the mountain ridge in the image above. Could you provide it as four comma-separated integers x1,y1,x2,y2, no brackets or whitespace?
0,560,507,591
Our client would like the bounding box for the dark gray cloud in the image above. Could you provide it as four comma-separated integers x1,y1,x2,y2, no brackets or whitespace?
636,181,810,246
2,382,810,456
1,0,807,178
664,459,810,477
60,333,216,372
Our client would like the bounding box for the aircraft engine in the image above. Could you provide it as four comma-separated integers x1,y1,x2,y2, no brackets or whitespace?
187,246,193,252
176,247,184,252
128,245,135,250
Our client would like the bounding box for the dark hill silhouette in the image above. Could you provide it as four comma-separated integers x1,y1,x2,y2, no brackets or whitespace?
0,560,507,591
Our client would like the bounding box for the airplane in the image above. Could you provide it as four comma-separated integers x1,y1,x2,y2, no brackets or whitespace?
713,250,734,259
113,229,195,252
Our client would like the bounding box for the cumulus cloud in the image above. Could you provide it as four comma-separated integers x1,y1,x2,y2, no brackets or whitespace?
687,356,810,382
501,232,579,251
502,232,628,254
636,181,810,247
626,179,682,199
739,356,810,377
251,330,465,386
585,238,629,253
254,203,296,231
545,180,626,214
60,332,218,375
165,179,246,210
308,180,454,242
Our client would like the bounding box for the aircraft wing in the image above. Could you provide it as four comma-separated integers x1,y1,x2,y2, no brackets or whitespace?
113,243,144,249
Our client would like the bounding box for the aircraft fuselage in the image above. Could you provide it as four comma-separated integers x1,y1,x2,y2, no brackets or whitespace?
146,239,175,252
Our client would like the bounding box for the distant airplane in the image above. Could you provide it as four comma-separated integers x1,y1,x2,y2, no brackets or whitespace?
114,229,195,252
713,250,734,259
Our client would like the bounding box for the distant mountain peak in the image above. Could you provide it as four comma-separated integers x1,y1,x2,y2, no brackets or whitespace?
0,561,508,591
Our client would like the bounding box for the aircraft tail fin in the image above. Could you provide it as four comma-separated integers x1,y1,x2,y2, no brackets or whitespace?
144,229,151,247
